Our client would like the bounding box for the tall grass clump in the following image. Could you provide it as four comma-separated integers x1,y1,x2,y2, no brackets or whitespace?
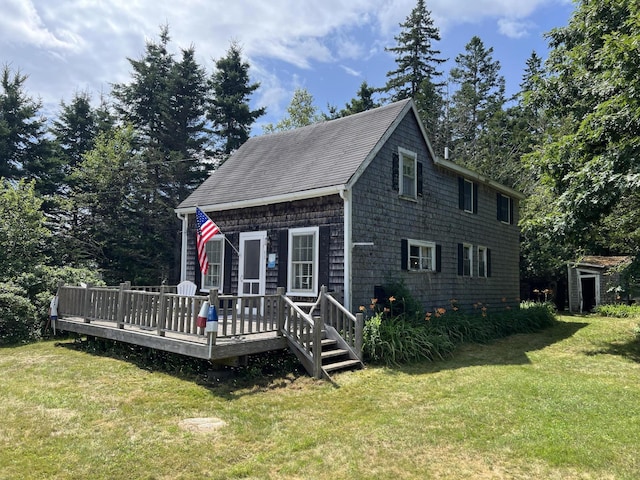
363,296,556,366
594,303,640,318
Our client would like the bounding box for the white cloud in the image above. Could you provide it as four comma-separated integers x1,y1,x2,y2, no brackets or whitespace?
498,18,535,39
341,65,361,77
0,0,82,50
0,0,572,124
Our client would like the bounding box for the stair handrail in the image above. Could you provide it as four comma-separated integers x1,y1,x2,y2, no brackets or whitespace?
280,294,324,378
319,286,364,358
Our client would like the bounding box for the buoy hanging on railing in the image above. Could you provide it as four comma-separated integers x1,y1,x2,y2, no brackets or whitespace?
196,301,209,329
206,305,218,333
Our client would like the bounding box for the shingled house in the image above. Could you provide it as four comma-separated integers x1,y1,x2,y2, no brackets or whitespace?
175,99,524,313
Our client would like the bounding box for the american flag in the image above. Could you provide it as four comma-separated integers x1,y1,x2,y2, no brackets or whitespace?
195,207,220,275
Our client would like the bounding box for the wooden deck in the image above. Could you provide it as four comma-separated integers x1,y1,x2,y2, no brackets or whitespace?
56,317,288,360
55,284,364,379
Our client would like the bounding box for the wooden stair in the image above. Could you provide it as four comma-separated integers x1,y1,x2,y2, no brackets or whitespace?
312,332,364,379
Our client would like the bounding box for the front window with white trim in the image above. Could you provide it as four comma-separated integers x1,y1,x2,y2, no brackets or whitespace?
399,147,418,199
408,240,436,271
288,227,319,295
203,237,224,290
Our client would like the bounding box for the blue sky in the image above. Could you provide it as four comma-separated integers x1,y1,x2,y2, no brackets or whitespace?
1,0,575,133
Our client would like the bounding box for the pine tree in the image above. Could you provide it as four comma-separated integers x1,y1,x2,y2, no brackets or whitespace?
382,0,446,101
0,65,49,184
209,42,265,155
111,25,211,283
340,81,379,116
448,36,505,172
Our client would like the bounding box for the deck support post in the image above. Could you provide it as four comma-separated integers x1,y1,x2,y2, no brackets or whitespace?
83,283,93,323
276,287,285,336
157,285,167,337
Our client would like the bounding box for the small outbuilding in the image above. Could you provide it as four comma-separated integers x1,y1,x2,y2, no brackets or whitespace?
567,256,632,312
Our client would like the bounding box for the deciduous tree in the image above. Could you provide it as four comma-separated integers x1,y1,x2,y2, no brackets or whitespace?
263,88,322,133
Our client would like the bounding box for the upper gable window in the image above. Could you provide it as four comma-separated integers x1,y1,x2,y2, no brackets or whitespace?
458,177,477,214
497,193,513,224
399,147,418,200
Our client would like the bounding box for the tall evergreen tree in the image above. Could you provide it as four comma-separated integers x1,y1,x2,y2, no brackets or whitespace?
51,92,114,181
340,81,379,117
111,26,211,283
448,36,505,173
209,42,265,155
0,65,49,185
382,0,445,100
382,0,446,153
70,126,158,283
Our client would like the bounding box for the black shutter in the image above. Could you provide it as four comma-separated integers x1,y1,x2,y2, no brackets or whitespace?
436,244,442,272
417,162,423,197
509,198,514,224
473,182,478,214
223,235,234,294
487,248,492,277
318,226,330,289
392,152,399,191
497,193,501,221
457,243,464,276
401,239,408,270
458,177,465,210
277,230,288,289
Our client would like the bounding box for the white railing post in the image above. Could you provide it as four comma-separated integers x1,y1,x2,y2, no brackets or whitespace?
117,282,128,329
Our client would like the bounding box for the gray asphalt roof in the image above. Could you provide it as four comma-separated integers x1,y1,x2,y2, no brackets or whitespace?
178,99,412,210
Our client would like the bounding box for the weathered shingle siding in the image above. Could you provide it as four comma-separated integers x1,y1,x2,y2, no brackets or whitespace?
350,112,520,312
187,195,344,295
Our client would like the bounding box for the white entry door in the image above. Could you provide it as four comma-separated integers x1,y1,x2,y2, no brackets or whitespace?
238,231,267,296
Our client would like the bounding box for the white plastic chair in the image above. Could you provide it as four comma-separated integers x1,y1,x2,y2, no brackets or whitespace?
177,280,197,296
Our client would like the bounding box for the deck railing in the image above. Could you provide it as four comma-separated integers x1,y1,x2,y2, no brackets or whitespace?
57,283,282,341
56,283,363,378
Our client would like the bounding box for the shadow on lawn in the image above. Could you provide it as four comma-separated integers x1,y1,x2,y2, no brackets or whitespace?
395,319,589,375
56,334,307,396
585,336,640,363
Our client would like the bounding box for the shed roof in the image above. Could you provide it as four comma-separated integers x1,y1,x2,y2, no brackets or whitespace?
572,255,632,269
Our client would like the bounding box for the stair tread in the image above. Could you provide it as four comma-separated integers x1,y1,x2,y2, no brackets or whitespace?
321,348,349,359
322,359,363,372
310,338,337,348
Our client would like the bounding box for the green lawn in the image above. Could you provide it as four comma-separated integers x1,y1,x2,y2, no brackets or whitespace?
1,314,639,479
